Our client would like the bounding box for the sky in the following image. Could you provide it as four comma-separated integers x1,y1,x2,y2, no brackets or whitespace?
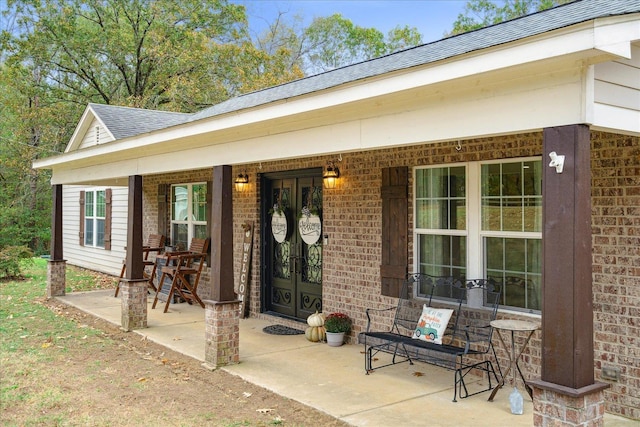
236,1,470,43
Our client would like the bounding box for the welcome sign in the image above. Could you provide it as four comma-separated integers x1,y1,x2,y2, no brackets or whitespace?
298,213,321,245
238,221,254,318
271,211,287,243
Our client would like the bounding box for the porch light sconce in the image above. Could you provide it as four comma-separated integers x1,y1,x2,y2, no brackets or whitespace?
234,172,249,192
323,162,340,189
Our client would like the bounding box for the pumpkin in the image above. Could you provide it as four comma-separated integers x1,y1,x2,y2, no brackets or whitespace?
306,311,325,327
305,326,326,342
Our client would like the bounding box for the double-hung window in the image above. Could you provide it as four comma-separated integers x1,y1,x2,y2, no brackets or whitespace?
414,158,542,312
84,190,106,248
481,160,542,311
170,183,207,250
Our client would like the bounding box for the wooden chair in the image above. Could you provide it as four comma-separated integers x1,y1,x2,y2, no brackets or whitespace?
152,237,210,313
114,234,165,297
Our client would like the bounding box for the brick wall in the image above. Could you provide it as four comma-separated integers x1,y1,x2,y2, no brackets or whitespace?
591,131,640,420
137,130,638,420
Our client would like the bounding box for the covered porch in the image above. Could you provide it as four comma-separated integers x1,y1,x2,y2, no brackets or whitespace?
56,289,636,427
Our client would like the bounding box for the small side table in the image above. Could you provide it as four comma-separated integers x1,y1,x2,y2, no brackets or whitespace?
488,319,540,402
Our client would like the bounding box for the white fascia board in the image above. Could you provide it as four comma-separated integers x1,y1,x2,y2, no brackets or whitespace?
38,16,637,172
593,16,640,59
64,106,94,153
48,68,586,185
592,103,640,135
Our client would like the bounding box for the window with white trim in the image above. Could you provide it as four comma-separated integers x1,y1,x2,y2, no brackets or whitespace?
414,158,542,312
84,190,106,248
171,183,207,250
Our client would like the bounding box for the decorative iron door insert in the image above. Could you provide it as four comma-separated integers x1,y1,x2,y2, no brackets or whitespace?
263,171,323,321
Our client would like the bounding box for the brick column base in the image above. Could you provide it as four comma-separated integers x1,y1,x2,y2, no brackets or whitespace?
120,279,148,331
47,260,67,298
203,300,241,369
529,380,609,427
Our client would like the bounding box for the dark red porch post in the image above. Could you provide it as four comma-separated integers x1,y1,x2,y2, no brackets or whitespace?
47,184,66,298
529,125,608,426
204,165,240,368
124,175,144,280
120,175,147,331
210,165,235,302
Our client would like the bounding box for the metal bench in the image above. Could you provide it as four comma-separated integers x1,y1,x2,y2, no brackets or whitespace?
358,274,502,402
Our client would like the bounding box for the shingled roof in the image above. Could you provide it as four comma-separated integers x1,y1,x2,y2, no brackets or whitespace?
89,0,640,139
89,103,192,140
189,0,640,122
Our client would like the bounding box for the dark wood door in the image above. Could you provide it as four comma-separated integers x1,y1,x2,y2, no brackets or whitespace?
263,172,323,321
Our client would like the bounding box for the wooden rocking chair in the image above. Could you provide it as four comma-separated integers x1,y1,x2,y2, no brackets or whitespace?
152,237,210,313
115,234,165,297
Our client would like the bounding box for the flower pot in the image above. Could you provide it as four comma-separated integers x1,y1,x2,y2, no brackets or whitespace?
325,331,345,347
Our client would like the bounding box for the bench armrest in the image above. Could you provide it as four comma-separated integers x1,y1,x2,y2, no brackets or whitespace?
451,324,492,354
364,306,396,332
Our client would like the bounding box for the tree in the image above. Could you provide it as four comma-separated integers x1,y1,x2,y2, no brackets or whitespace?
449,0,572,35
250,10,422,76
0,0,304,255
0,0,421,257
303,14,422,74
4,0,304,112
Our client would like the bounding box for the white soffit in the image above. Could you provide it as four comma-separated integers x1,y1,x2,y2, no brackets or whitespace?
36,15,639,176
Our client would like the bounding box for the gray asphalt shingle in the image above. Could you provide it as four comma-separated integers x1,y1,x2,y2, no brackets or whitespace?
89,0,640,139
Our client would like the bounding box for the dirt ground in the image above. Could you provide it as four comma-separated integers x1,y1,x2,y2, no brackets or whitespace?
2,268,349,427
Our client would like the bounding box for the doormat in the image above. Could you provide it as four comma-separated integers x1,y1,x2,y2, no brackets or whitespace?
262,325,305,335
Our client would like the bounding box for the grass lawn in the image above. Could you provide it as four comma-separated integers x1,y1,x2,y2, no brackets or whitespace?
0,259,346,427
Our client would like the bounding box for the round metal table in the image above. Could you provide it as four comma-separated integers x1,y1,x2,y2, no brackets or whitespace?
488,319,540,402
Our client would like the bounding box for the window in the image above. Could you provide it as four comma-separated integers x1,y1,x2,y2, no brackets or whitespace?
415,165,467,285
414,158,542,312
85,190,106,248
481,160,542,311
170,183,207,250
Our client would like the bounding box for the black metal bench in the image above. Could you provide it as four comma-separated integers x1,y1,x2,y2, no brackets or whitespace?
358,274,502,402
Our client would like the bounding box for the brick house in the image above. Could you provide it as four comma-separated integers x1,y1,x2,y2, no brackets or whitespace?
35,1,639,423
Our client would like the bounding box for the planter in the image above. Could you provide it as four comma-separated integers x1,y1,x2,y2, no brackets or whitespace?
325,331,345,347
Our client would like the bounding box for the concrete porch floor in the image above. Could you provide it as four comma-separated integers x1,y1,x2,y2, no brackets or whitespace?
57,290,635,427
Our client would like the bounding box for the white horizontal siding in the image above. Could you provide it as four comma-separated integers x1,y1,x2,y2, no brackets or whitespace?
62,185,127,276
78,119,115,150
593,44,640,133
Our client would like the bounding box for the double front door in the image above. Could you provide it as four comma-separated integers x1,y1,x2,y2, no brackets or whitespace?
263,170,323,321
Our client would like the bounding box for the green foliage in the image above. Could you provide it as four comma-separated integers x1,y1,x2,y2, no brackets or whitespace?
323,312,352,333
0,246,34,279
1,1,423,258
303,13,422,74
449,0,572,35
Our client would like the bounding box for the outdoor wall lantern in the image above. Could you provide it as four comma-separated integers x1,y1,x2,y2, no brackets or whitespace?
323,161,340,189
234,172,249,192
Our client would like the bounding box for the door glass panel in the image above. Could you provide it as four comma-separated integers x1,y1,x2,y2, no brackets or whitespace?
272,185,291,280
